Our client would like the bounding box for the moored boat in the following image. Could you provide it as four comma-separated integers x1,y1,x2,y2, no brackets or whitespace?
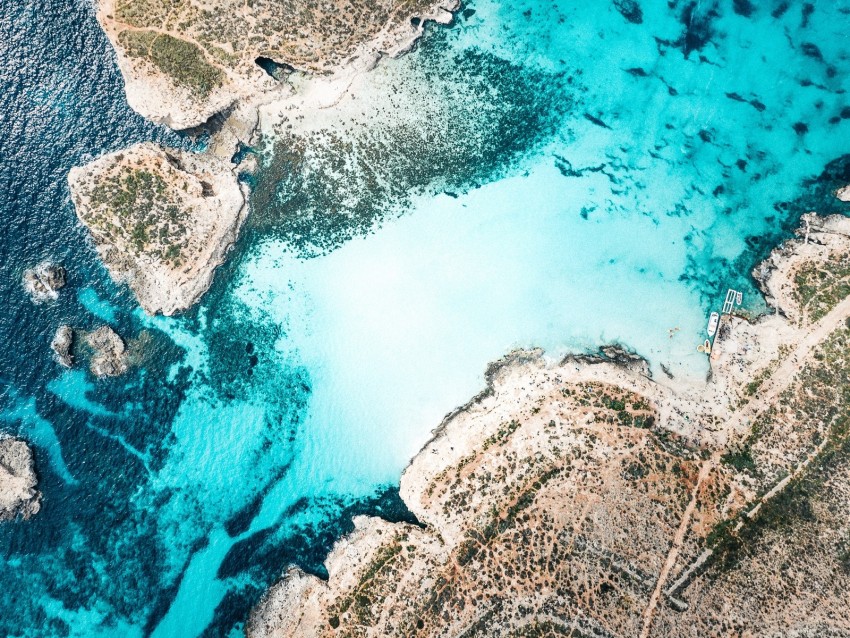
707,311,719,337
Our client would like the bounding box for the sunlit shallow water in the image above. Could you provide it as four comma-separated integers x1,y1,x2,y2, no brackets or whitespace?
1,0,849,636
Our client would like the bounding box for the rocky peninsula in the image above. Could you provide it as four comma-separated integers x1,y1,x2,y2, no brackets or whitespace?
96,0,458,129
68,143,247,315
248,209,850,637
0,437,41,522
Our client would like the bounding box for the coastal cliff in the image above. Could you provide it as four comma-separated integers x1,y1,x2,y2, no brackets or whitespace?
72,0,460,316
248,211,850,637
96,0,458,129
0,437,40,522
68,143,247,316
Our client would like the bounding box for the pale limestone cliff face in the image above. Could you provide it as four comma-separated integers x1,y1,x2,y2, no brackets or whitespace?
0,437,40,521
96,0,458,128
68,143,247,316
247,214,850,637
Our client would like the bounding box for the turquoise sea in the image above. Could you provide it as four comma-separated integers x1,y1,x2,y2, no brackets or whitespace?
1,0,849,635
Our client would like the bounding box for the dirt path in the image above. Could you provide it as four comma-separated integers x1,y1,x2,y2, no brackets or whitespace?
640,292,850,635
638,454,716,638
729,294,850,435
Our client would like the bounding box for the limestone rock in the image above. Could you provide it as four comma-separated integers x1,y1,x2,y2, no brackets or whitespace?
95,0,459,129
85,326,129,378
0,436,40,521
68,143,247,315
50,325,74,368
836,184,850,202
22,262,66,303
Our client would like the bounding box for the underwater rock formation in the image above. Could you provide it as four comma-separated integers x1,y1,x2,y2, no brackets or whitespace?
0,437,40,521
69,143,247,315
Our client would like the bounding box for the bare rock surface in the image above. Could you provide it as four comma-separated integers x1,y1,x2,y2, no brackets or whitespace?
0,436,40,521
248,214,850,637
50,325,74,368
84,326,129,378
68,143,247,315
22,262,66,303
836,184,850,202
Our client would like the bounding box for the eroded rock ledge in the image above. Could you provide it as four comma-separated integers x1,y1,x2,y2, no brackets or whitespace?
97,0,459,129
0,436,40,522
248,212,850,637
69,143,247,315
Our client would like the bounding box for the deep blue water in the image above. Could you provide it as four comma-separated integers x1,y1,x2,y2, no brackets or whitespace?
1,0,849,636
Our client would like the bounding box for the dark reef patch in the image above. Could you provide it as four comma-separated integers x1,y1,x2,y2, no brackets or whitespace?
613,0,643,25
584,112,611,129
250,28,573,256
771,1,790,19
733,0,755,18
679,1,720,59
801,2,815,29
800,42,824,62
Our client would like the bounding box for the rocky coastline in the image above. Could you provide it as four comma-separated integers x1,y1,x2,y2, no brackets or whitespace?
69,143,247,315
0,436,41,522
96,0,458,129
247,209,850,637
69,0,458,317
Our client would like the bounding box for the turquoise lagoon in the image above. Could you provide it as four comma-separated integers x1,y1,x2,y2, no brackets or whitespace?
1,0,849,636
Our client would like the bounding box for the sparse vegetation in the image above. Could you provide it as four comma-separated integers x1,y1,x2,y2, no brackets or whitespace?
118,30,224,97
793,251,850,323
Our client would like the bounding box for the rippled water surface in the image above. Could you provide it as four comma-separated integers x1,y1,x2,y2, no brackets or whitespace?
1,0,849,636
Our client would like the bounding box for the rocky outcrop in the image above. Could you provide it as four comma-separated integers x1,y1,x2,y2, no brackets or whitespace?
68,143,248,315
50,325,74,368
0,436,40,521
836,184,850,202
84,326,129,378
249,214,850,637
96,0,458,129
22,262,66,303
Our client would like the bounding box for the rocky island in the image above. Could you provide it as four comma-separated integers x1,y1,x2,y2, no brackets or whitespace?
248,210,850,637
22,261,66,303
0,436,41,522
68,143,247,315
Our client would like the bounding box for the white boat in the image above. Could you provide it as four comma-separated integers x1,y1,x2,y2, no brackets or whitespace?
707,312,719,337
736,291,743,305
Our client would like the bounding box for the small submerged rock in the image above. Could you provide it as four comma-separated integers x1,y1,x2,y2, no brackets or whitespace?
0,436,40,521
50,325,74,368
22,262,66,303
84,326,129,378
